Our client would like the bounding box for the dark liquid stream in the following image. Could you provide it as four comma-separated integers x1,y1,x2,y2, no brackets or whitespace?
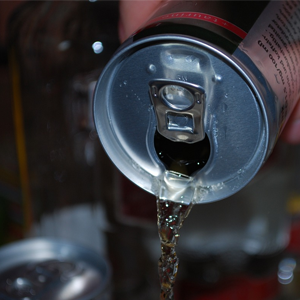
157,198,193,300
154,128,209,299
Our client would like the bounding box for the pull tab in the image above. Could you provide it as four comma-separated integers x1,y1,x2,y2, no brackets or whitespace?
149,79,205,143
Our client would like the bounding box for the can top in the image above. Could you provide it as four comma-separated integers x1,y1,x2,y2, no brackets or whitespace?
0,238,110,300
94,35,268,203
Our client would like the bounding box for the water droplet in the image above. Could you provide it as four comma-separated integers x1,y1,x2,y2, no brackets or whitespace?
236,169,245,179
167,55,174,62
213,128,218,137
212,74,222,82
92,41,103,54
147,64,157,74
222,103,228,113
123,80,128,85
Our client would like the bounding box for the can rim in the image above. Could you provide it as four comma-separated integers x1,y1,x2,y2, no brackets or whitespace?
0,237,111,298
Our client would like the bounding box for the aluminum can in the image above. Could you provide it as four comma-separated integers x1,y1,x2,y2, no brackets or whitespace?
93,0,300,203
0,238,111,300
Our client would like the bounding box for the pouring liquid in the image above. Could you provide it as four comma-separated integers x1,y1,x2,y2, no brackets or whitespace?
154,130,210,299
157,198,193,300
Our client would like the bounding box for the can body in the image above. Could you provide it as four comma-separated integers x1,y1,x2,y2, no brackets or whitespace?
0,238,111,300
93,0,300,203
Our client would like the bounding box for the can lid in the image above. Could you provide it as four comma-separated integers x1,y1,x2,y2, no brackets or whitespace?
94,35,268,203
0,238,110,300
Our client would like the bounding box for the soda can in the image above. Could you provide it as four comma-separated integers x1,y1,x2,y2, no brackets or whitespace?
0,238,111,300
93,0,300,203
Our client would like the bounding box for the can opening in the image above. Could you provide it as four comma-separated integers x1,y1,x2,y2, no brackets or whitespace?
154,130,210,176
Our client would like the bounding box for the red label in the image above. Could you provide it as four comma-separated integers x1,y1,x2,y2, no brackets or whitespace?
149,11,247,39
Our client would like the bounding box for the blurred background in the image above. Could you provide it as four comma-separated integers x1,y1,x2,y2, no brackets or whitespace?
1,1,300,299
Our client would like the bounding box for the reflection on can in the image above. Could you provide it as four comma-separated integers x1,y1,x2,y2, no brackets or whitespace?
0,238,111,300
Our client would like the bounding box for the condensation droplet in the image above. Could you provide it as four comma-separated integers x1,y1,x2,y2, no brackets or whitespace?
213,74,222,82
167,55,174,62
147,64,157,74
